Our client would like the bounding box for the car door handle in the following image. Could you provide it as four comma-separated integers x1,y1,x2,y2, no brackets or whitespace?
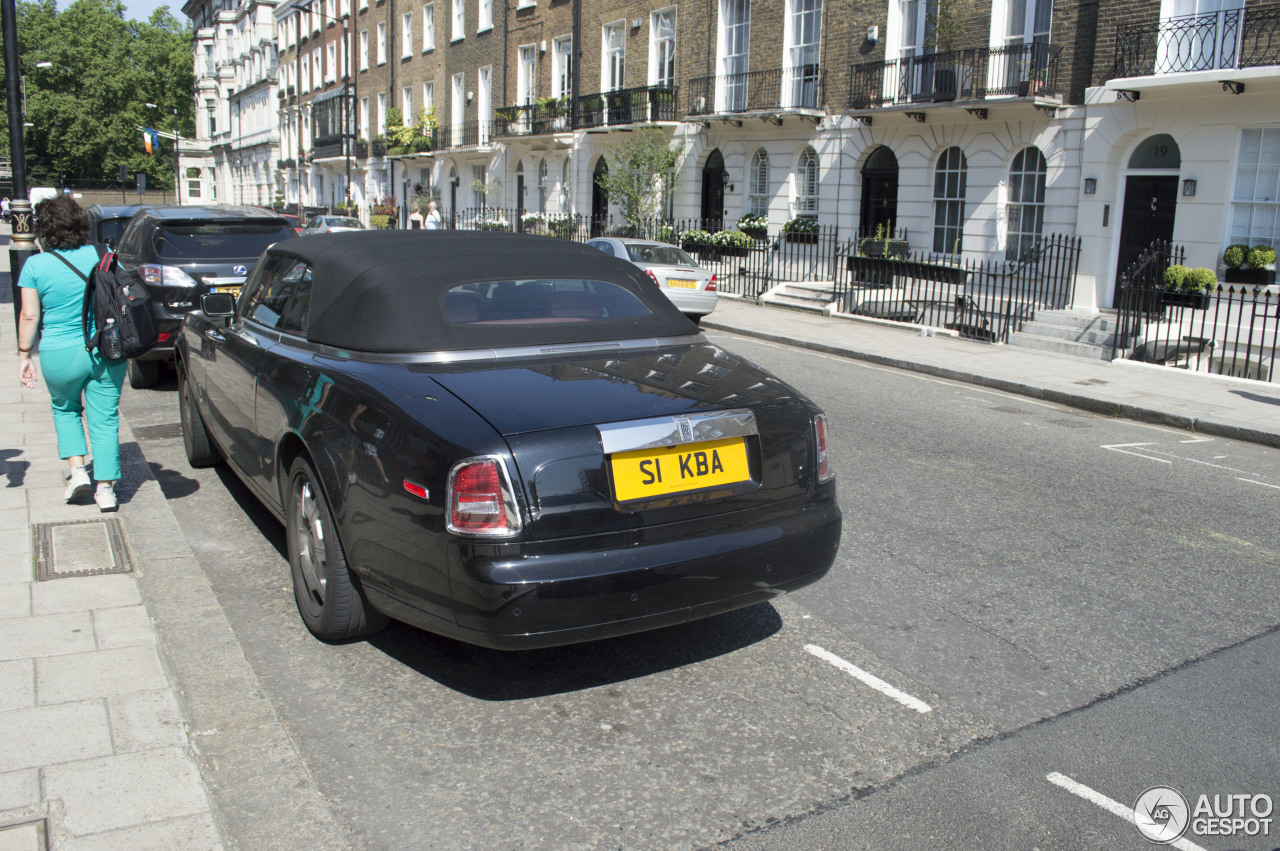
205,329,226,344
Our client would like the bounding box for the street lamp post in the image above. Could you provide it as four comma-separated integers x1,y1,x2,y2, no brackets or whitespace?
3,0,37,333
146,102,180,204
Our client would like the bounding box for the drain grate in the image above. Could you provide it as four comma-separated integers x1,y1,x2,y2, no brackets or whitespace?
1046,418,1093,429
988,406,1033,415
33,518,133,581
1074,378,1108,386
132,422,184,440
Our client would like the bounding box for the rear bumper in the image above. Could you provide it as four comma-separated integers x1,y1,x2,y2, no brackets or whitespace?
380,491,840,650
667,290,719,317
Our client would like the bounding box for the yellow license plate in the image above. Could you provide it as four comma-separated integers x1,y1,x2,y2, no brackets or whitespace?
668,278,698,289
610,437,751,502
214,285,241,296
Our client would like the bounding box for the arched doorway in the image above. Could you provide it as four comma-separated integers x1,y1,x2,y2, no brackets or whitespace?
859,146,899,237
701,148,725,228
1115,134,1182,293
591,157,609,236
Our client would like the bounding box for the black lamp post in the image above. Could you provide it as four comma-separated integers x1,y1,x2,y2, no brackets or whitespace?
3,0,36,333
146,102,180,204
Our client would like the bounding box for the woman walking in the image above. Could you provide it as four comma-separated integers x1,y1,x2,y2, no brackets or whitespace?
16,196,125,511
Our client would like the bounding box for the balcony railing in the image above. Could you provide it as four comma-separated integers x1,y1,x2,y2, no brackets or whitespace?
494,85,679,137
848,42,1061,109
578,85,679,127
436,121,493,150
1111,5,1280,78
687,66,826,115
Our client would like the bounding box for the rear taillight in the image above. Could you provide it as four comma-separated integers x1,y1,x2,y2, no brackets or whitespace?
707,274,717,292
446,456,522,537
645,269,660,286
157,332,172,342
139,264,199,288
815,414,834,483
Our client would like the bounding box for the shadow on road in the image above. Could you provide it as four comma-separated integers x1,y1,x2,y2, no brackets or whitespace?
1232,389,1280,406
367,601,783,701
214,463,288,559
148,460,201,499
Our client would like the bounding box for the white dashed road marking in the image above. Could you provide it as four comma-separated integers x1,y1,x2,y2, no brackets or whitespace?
803,644,932,713
1239,478,1280,490
1101,442,1172,463
1045,772,1208,851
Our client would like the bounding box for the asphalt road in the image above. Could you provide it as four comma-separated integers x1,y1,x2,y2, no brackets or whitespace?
119,331,1280,850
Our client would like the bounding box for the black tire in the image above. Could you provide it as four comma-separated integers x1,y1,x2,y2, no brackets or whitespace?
689,313,704,327
286,457,387,641
127,358,161,389
178,367,220,468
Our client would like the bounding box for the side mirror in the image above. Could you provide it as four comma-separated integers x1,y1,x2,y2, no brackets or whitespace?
201,292,236,317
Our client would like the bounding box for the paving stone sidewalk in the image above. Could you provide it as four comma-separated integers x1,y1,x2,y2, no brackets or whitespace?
0,273,225,850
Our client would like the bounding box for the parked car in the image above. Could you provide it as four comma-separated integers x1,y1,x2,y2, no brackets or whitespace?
588,237,718,324
301,215,365,234
279,213,305,234
86,204,144,250
176,232,840,649
114,204,297,388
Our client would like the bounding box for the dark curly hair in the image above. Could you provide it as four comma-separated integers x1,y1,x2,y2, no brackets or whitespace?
34,195,90,251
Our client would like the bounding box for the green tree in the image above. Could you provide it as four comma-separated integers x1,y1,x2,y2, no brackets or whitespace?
593,126,682,234
1,0,193,191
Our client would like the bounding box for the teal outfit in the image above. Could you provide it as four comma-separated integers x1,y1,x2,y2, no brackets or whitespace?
18,247,127,481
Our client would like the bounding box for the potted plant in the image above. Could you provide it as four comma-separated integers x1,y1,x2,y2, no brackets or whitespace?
709,229,753,256
783,217,819,244
856,221,909,259
1162,264,1217,309
679,229,713,252
1223,243,1276,286
736,213,769,239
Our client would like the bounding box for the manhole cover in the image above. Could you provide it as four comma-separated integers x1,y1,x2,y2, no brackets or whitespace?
1046,418,1093,429
0,819,47,848
988,406,1033,415
33,518,133,581
132,422,184,440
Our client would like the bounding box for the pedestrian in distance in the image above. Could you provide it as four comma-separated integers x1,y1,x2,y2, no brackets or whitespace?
1,196,10,223
16,195,125,512
424,200,442,230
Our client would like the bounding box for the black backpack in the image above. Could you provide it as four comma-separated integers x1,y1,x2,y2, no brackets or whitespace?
52,247,160,360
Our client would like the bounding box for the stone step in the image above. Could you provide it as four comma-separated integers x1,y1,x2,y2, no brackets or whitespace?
1005,331,1113,360
764,292,830,313
1016,320,1119,347
1030,309,1122,333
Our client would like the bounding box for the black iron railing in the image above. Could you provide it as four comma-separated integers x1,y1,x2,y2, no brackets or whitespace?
494,101,572,137
1112,5,1280,78
849,42,1060,109
436,121,493,150
312,137,348,159
687,67,826,115
835,234,1082,343
578,85,680,127
1111,241,1279,382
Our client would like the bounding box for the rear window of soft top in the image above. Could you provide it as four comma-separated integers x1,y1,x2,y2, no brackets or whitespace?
157,221,295,260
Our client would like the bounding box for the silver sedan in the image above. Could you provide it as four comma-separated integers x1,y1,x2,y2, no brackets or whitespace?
587,238,718,324
301,215,366,235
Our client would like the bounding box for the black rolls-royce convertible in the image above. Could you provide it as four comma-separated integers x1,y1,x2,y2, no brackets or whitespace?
177,232,841,649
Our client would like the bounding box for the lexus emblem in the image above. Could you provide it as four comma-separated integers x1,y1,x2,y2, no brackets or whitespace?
233,265,247,276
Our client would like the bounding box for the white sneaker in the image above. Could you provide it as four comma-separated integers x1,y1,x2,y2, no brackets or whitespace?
94,483,118,513
64,466,92,503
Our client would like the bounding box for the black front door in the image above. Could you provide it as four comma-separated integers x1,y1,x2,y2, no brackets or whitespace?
591,158,609,236
701,148,725,227
860,148,900,237
516,173,525,231
1115,175,1178,293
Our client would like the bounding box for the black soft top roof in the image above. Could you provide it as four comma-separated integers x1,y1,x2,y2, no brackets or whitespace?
272,231,696,352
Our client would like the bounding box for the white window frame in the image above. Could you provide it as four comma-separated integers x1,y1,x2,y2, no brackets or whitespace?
517,0,534,9
452,0,465,42
360,96,370,139
402,12,413,57
1230,127,1280,246
402,85,413,115
340,0,349,17
377,21,387,65
650,7,676,87
423,3,435,51
312,50,322,89
538,158,549,212
518,44,536,105
602,21,625,91
933,146,968,256
1005,146,1046,261
717,0,750,111
360,29,369,70
422,80,434,113
795,146,819,217
553,35,573,99
326,42,337,82
783,0,822,108
377,90,387,136
478,0,492,32
478,64,491,143
472,163,487,207
452,72,465,135
359,0,367,11
748,147,770,216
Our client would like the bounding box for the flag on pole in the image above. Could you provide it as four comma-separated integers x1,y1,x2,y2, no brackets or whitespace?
141,127,158,155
